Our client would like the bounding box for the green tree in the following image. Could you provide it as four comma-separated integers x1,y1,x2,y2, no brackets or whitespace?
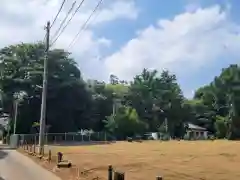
0,43,93,133
126,69,184,136
215,115,228,139
194,64,240,139
104,106,146,139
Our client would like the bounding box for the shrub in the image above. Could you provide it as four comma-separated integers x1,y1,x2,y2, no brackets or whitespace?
209,135,215,141
127,137,133,142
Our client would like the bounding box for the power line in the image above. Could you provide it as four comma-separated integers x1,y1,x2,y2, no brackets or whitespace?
51,1,77,42
42,0,67,43
50,0,67,28
68,0,103,49
51,0,86,46
83,2,103,30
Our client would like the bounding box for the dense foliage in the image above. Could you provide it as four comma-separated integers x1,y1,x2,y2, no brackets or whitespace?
1,43,240,139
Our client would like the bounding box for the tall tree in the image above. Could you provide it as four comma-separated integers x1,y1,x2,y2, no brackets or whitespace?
126,69,184,135
0,43,92,133
194,64,240,139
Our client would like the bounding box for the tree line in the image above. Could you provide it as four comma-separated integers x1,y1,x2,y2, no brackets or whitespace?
0,43,239,140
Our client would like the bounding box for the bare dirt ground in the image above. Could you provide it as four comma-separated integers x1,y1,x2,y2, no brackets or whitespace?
47,140,240,180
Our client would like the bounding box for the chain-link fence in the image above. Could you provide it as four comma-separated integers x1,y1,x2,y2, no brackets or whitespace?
18,132,116,145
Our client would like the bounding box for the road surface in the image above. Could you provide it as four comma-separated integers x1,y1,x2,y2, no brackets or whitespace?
0,145,61,180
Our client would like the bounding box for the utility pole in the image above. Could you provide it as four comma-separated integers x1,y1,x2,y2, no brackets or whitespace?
159,108,168,133
13,100,18,134
165,117,168,133
112,92,116,117
112,100,116,116
39,21,50,154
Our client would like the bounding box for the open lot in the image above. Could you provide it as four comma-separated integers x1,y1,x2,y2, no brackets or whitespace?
50,140,240,180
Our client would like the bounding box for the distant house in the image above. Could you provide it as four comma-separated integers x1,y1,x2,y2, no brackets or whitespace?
185,123,208,139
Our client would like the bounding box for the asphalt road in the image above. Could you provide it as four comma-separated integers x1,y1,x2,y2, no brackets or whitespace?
0,145,61,180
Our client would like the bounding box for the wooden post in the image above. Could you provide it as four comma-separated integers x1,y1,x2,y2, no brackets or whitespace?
20,140,23,148
48,150,51,162
114,171,125,180
23,135,25,146
108,165,113,180
33,144,36,154
156,176,163,180
24,141,27,150
34,135,37,146
45,133,48,145
57,152,63,163
76,167,80,178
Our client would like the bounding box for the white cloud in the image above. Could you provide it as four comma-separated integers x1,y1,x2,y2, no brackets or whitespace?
2,1,240,94
0,0,139,79
185,3,200,13
104,5,240,82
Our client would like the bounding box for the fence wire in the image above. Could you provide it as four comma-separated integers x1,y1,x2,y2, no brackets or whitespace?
18,132,115,145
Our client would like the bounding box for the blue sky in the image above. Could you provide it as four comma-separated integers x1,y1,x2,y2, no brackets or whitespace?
96,0,237,48
97,0,240,98
1,0,240,98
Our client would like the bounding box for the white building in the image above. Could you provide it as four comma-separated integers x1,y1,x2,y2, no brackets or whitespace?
185,123,208,140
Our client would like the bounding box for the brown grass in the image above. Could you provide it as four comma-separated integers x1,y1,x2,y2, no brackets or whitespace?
49,140,240,180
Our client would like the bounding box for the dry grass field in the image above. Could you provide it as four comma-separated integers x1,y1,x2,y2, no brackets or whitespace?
50,140,240,180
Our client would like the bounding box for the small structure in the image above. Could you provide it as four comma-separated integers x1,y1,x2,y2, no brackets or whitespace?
144,132,159,140
0,115,8,140
185,123,208,140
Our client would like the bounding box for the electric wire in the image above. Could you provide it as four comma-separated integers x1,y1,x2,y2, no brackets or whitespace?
43,0,67,43
68,0,103,49
50,0,86,46
50,0,67,28
51,1,77,43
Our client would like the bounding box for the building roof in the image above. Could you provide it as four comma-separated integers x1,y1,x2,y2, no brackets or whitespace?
187,123,207,131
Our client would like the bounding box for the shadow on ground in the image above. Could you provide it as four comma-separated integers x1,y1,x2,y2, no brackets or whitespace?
0,176,5,180
48,141,116,147
0,150,8,159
